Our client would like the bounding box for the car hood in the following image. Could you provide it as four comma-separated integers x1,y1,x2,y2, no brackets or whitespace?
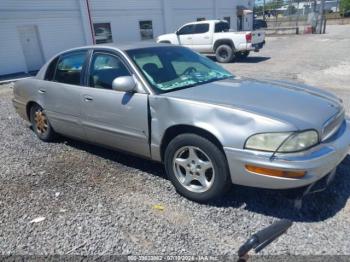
161,78,343,132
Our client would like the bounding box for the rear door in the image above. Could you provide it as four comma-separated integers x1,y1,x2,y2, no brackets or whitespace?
190,23,212,52
43,50,89,139
80,50,150,157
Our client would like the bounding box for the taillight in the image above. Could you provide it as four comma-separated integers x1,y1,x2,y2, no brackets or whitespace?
245,32,252,43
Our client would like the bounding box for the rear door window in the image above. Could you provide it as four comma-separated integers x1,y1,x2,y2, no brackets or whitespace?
194,23,209,34
54,51,87,85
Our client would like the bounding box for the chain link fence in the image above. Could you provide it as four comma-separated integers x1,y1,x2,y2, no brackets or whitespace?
254,0,342,34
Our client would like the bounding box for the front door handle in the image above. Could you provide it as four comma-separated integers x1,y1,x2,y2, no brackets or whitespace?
84,95,93,102
38,89,46,94
204,36,210,39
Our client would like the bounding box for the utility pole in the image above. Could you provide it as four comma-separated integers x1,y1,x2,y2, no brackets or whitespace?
296,0,300,34
263,0,266,20
318,0,325,33
335,0,339,13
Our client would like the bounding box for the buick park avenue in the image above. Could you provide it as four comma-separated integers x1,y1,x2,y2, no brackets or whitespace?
13,43,350,202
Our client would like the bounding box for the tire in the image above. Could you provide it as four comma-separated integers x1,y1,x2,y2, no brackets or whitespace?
30,104,56,142
236,51,250,59
215,44,234,63
164,134,231,202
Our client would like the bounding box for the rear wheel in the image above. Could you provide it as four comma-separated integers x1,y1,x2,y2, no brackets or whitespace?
164,134,231,202
30,104,56,142
215,44,234,63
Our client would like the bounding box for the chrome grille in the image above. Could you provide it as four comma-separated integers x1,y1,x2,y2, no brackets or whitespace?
322,110,345,140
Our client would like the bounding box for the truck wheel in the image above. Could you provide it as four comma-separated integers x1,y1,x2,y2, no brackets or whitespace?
164,134,231,203
236,51,250,59
30,104,56,142
215,44,234,63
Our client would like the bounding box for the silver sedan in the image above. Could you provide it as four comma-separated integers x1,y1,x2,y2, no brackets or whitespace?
13,43,350,202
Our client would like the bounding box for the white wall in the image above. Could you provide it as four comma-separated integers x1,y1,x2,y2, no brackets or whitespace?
0,0,86,75
0,0,250,76
89,0,165,43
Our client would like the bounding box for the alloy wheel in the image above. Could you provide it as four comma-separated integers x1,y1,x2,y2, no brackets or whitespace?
173,146,215,193
34,110,48,134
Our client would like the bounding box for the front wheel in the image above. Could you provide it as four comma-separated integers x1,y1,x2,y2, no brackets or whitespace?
164,134,231,202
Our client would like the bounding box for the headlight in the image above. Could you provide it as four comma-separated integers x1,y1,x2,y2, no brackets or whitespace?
245,130,319,153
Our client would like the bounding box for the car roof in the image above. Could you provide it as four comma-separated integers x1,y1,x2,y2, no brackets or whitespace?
183,19,227,25
61,42,172,55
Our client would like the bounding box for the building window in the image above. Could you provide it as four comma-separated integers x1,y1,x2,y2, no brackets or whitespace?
223,17,231,28
93,23,113,44
139,20,153,40
197,17,206,21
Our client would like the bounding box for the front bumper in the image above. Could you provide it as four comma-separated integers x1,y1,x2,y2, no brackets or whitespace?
224,120,350,189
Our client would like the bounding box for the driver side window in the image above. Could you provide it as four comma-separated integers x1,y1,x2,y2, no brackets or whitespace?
89,53,131,89
177,24,195,35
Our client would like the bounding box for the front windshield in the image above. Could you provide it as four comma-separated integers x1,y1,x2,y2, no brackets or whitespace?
126,46,233,93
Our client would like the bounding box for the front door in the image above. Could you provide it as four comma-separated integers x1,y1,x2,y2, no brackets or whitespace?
81,51,150,157
17,25,44,72
176,24,195,47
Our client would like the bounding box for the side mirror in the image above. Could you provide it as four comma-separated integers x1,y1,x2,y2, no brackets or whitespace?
112,76,136,92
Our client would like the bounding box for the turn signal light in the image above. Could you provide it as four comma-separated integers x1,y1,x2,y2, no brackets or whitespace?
245,165,306,179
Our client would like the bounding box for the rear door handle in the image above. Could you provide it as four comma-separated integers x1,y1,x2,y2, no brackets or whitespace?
84,95,93,102
38,89,46,94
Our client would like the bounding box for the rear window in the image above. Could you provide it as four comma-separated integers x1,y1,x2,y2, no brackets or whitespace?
44,57,59,81
215,22,230,33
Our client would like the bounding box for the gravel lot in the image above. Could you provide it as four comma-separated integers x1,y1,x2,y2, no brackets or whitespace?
1,25,350,259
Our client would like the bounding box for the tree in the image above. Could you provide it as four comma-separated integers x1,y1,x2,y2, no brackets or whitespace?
340,0,350,15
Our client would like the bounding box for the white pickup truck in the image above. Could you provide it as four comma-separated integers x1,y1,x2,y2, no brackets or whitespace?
156,20,265,63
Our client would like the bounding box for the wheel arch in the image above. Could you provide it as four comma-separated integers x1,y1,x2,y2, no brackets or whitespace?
26,101,41,121
160,124,225,162
213,39,235,51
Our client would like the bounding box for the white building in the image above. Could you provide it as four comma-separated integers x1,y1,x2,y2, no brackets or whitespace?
0,0,253,76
